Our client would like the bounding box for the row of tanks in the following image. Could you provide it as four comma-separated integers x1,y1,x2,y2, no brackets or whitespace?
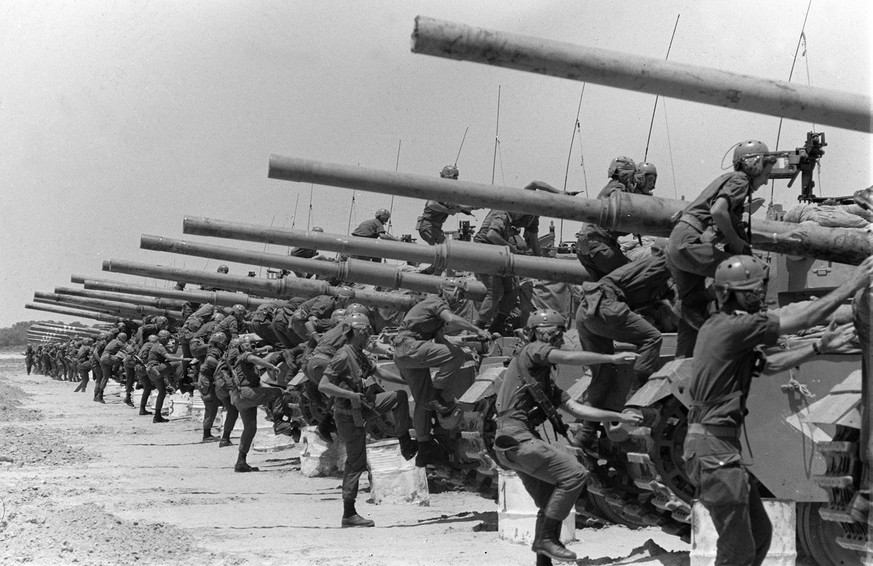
29,15,870,566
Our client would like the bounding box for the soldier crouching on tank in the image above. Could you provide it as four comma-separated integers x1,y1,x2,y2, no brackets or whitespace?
683,254,873,566
493,309,642,564
393,282,491,467
319,313,417,528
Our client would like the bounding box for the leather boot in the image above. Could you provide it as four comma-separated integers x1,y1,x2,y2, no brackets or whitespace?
202,430,219,443
531,518,576,562
153,415,169,423
398,433,418,461
234,452,259,473
123,394,134,407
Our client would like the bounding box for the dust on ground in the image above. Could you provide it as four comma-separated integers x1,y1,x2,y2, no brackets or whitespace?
1,354,693,566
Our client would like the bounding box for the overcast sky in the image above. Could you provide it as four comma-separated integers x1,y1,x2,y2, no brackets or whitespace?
2,1,871,328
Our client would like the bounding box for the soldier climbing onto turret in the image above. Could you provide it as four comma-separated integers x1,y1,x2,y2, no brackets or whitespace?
493,309,641,565
350,209,398,262
287,226,329,277
682,254,873,566
666,140,777,357
417,165,477,246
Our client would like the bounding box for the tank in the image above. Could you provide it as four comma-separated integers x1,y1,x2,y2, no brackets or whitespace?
54,286,187,311
139,234,489,301
101,259,418,311
34,292,180,322
267,157,870,266
183,217,596,283
25,303,133,324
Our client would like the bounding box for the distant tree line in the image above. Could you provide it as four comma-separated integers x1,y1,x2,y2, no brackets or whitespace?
0,320,91,347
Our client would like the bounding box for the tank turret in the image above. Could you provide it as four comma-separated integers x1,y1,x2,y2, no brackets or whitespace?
101,259,418,311
183,217,596,283
139,234,488,301
267,157,871,266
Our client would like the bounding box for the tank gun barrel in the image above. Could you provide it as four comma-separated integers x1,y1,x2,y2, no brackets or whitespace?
102,259,418,311
25,303,134,324
184,217,596,283
140,234,488,300
55,286,186,311
267,157,871,265
34,292,179,321
30,323,94,336
410,16,872,133
81,279,269,310
38,322,101,336
29,325,94,339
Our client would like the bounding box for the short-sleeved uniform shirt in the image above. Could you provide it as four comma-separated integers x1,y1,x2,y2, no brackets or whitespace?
199,346,223,382
146,343,172,366
396,295,450,341
322,344,372,411
101,338,125,361
234,351,261,388
580,180,630,242
495,341,569,430
682,171,752,240
312,322,351,358
297,295,338,319
473,210,516,244
351,218,386,239
687,310,780,428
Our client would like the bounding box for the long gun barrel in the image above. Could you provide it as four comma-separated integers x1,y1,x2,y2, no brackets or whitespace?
266,157,871,266
102,260,418,311
25,303,135,324
34,292,179,321
183,217,596,283
140,234,488,300
54,286,187,311
410,16,872,133
37,322,101,336
30,324,96,337
80,278,270,310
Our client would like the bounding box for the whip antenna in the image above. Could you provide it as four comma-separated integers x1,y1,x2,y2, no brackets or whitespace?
644,14,680,162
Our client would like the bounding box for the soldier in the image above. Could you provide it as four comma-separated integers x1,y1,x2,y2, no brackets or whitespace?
73,338,94,393
417,165,476,246
319,313,417,527
179,303,214,358
666,141,777,357
216,304,247,342
472,209,540,333
199,265,231,293
393,283,490,467
146,330,196,423
24,344,35,375
197,332,228,443
682,255,872,565
575,156,639,281
351,208,398,261
96,332,128,404
493,309,641,563
189,311,226,364
634,161,658,195
121,339,139,407
573,245,673,451
289,293,347,343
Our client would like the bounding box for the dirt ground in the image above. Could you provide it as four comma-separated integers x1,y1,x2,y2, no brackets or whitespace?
0,353,709,566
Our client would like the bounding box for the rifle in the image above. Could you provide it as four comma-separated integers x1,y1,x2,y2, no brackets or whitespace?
518,372,568,439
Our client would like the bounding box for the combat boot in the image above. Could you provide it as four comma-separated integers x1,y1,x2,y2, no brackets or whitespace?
531,518,576,562
202,430,219,443
153,415,169,423
218,438,234,448
123,394,134,407
139,409,152,415
234,453,259,473
398,433,418,461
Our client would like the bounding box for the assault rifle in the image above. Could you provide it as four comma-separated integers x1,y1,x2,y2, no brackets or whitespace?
518,372,568,439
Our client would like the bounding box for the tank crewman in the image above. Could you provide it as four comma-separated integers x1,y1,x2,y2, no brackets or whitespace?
319,313,417,528
350,208,398,262
493,309,641,564
472,209,540,333
228,338,285,472
121,340,138,407
89,334,108,395
73,338,94,393
417,165,476,246
24,345,35,375
634,162,658,195
197,332,229,443
267,297,309,348
666,141,777,357
146,330,197,424
199,264,232,292
95,332,128,404
173,282,200,323
575,156,639,281
189,311,225,364
179,304,214,358
287,226,329,277
573,247,673,451
289,293,347,343
213,339,240,448
136,335,159,416
393,283,490,467
216,304,247,342
683,255,873,566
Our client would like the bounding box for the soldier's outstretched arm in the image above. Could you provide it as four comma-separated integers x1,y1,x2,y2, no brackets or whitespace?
562,400,642,424
547,349,637,367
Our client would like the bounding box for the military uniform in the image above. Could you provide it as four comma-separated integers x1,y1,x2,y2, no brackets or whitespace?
290,295,340,342
24,346,34,375
350,217,386,262
230,350,283,465
683,310,779,566
73,344,93,392
575,180,633,280
417,201,468,245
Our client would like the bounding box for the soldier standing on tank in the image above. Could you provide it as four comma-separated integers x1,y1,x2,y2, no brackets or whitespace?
493,309,641,564
683,254,873,566
319,313,417,527
417,165,476,246
350,208,398,262
393,283,491,466
573,244,672,452
666,141,777,357
575,156,641,281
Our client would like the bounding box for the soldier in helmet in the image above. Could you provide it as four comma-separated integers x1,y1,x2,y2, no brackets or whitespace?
683,254,873,566
575,156,641,281
24,345,35,375
200,265,231,292
319,312,417,528
417,165,477,247
146,330,197,423
287,226,329,277
95,332,128,404
197,332,229,443
350,208,398,262
634,162,658,195
73,338,94,393
493,309,641,564
666,141,777,357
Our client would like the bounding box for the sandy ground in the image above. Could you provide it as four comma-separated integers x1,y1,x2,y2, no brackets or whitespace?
0,354,703,566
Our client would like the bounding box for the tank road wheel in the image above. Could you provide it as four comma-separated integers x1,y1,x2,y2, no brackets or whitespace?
796,502,865,566
649,397,695,503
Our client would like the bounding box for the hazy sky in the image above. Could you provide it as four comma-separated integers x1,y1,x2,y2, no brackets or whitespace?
2,1,871,327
